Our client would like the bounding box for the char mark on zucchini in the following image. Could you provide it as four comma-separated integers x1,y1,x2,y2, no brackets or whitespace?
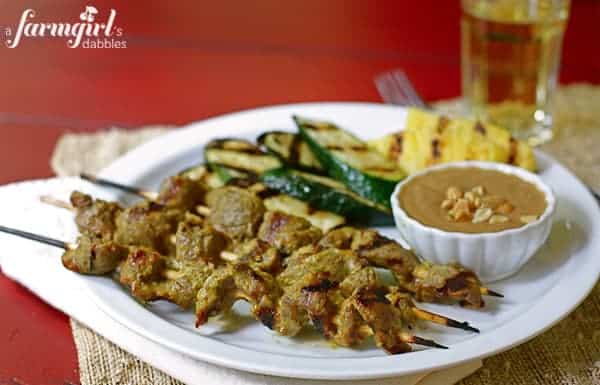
257,131,324,174
205,138,282,176
293,115,406,209
261,167,391,218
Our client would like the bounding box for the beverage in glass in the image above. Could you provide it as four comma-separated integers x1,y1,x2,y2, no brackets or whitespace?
461,0,570,145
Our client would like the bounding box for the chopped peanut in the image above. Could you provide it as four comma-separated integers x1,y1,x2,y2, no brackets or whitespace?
441,184,519,226
472,207,493,223
489,214,509,224
450,198,472,221
481,195,505,210
446,186,462,200
471,185,485,196
464,191,477,203
520,215,538,224
441,198,456,210
496,202,514,215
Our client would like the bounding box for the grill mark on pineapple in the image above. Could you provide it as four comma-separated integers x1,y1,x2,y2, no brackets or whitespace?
365,166,399,173
437,116,450,133
390,133,403,158
429,117,448,162
431,139,441,159
475,122,487,135
508,137,518,165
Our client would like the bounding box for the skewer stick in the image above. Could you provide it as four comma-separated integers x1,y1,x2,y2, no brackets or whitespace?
411,308,479,333
40,195,76,212
224,250,479,334
219,251,239,262
249,183,267,194
0,225,183,281
0,225,75,250
39,191,504,301
387,291,479,333
399,333,449,349
480,287,504,298
357,326,448,350
196,205,211,216
163,269,184,280
80,173,159,201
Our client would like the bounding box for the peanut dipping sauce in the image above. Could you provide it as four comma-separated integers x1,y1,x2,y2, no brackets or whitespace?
398,167,547,233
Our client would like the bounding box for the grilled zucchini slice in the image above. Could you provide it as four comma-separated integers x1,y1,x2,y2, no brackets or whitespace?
263,194,345,232
177,164,224,189
204,138,282,176
209,163,257,184
294,116,406,209
204,137,391,219
261,167,389,217
257,131,323,173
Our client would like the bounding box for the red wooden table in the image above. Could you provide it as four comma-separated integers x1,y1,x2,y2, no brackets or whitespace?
0,1,598,384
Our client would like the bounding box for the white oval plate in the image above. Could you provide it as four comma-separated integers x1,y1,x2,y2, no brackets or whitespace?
78,103,600,380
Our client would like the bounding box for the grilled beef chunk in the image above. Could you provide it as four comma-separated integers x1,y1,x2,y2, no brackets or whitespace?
157,176,206,211
62,235,128,275
118,247,213,309
206,186,265,241
257,211,322,255
175,215,228,264
70,191,122,240
114,201,181,254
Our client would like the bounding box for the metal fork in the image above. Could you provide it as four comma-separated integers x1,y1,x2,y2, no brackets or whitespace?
374,69,428,108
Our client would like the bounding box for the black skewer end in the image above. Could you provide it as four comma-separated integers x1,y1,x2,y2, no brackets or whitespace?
80,173,149,198
446,319,480,333
0,225,71,250
484,289,504,298
80,172,97,183
411,336,449,350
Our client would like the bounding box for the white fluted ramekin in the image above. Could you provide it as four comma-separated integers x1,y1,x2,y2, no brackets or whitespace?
391,161,556,283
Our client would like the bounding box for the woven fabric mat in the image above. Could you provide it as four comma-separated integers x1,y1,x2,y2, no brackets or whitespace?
51,84,600,385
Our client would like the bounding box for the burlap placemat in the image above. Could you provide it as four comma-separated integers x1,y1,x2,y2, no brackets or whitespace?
51,84,600,385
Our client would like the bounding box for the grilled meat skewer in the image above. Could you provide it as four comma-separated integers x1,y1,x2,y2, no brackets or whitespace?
44,181,502,307
42,191,228,261
0,225,213,308
0,225,463,353
80,173,207,212
195,247,459,353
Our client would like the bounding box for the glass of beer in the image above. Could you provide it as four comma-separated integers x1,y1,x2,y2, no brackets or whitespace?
461,0,570,145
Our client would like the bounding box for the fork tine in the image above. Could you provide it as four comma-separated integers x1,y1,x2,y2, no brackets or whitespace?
375,73,403,105
391,71,418,106
375,69,428,108
392,72,417,105
376,71,410,106
394,71,427,108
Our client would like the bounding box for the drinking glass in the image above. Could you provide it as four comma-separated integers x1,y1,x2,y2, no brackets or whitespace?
461,0,570,145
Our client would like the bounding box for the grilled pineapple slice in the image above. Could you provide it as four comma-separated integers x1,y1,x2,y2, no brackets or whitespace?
367,108,536,174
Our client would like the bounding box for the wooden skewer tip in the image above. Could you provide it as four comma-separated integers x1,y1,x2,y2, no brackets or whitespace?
400,333,448,349
196,205,211,216
412,308,480,333
39,195,75,211
481,287,504,298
